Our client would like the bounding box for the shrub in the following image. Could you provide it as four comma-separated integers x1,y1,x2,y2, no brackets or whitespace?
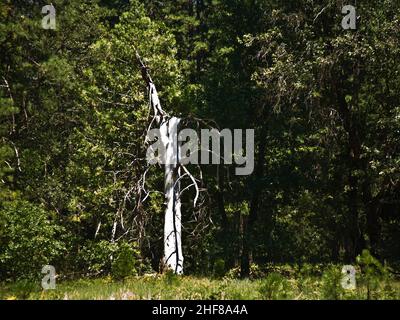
356,249,388,299
224,267,240,279
77,240,118,276
111,241,139,280
259,273,293,300
163,269,181,286
0,201,65,281
299,263,324,277
250,263,265,279
297,276,320,299
320,265,345,300
138,257,154,274
213,259,226,278
208,281,228,299
74,239,150,278
265,263,297,278
3,279,40,299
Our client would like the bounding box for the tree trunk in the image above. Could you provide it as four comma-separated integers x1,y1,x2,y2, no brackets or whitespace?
161,117,184,274
336,89,364,261
137,54,185,274
240,126,267,277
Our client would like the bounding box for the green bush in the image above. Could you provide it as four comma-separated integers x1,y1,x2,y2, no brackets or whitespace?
320,265,345,300
0,201,65,281
356,249,389,300
299,263,324,277
259,273,293,300
3,279,40,299
213,259,226,278
163,269,181,286
265,263,297,278
224,267,240,279
250,263,265,279
77,240,118,276
74,240,151,278
111,241,139,280
297,276,320,299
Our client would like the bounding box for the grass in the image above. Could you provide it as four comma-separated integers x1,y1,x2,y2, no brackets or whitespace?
0,275,262,300
1,273,400,300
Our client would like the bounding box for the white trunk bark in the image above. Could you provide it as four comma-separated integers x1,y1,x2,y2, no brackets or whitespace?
138,56,187,275
161,117,183,274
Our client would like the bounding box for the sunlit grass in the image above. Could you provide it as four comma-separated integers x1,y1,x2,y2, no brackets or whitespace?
1,274,399,300
0,276,264,300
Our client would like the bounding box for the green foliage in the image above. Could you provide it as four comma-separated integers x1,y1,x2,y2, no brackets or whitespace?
0,201,65,281
259,273,293,300
224,264,267,279
111,242,139,280
0,95,18,201
249,263,265,279
213,259,226,278
4,279,40,300
1,0,400,288
356,250,388,300
1,264,399,300
265,263,297,278
163,269,181,287
225,267,241,279
320,266,345,300
77,240,118,276
299,263,324,278
208,280,229,299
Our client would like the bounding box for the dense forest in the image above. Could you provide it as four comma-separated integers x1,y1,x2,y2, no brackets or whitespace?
1,0,400,294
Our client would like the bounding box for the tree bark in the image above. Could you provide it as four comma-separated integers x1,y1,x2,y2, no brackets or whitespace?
336,88,364,261
136,52,184,274
240,126,267,277
161,117,184,274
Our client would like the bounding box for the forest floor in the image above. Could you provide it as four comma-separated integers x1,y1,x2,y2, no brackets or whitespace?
1,274,400,300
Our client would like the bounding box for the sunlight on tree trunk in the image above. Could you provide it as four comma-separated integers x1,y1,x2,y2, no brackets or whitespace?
161,117,183,274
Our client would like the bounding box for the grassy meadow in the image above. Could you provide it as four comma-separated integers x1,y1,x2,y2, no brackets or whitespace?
1,268,400,300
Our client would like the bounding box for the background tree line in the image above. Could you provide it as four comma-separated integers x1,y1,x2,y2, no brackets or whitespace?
0,0,399,280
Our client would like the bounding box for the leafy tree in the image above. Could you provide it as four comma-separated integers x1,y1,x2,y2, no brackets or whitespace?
0,201,65,280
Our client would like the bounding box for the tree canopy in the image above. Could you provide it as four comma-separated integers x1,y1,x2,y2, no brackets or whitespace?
1,0,399,280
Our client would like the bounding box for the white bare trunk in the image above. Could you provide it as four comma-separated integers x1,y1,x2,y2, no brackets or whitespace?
161,117,183,274
145,78,184,274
